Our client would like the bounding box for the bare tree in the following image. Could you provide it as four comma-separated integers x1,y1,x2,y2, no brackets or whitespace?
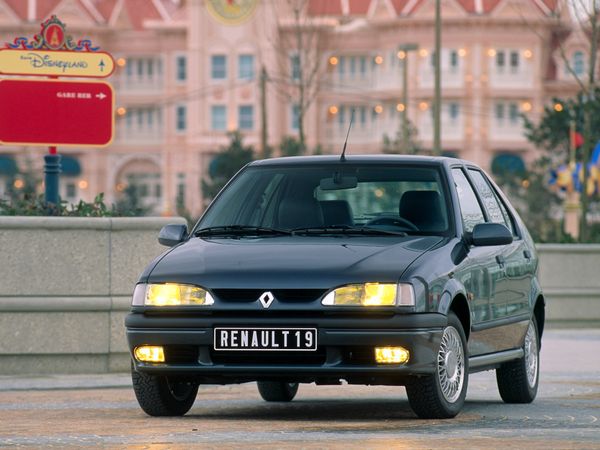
269,0,331,151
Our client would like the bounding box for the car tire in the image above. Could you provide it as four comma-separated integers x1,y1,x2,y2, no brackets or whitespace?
496,316,539,404
131,365,199,416
257,381,299,402
406,312,469,419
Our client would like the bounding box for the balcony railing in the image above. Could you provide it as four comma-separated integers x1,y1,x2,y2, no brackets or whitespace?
489,121,526,141
112,76,164,93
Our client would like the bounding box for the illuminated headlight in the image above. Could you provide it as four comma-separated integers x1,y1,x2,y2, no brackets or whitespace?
321,283,414,306
132,283,215,306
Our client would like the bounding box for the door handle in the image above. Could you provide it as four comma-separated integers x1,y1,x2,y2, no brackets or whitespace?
523,250,532,259
496,255,505,266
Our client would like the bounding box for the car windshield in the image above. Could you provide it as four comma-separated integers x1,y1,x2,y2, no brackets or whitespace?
197,163,451,235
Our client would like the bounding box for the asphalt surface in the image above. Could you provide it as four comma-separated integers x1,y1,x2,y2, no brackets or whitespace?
0,329,599,449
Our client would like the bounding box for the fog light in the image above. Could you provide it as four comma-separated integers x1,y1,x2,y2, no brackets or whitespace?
375,346,409,364
134,345,165,363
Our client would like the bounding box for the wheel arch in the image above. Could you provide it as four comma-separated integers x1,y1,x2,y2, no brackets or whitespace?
439,278,471,341
449,294,471,341
534,294,545,347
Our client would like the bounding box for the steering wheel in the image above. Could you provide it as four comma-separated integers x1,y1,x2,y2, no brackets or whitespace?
366,216,419,231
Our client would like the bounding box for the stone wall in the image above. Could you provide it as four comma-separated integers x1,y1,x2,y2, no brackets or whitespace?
0,217,597,374
536,244,600,323
0,217,186,375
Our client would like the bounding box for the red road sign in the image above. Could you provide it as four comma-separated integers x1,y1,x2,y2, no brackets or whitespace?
0,78,114,147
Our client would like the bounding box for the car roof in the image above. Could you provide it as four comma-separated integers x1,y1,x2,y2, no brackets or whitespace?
249,154,477,169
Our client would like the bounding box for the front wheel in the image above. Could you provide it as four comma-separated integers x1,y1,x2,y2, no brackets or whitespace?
257,381,299,402
132,366,199,416
406,312,469,419
496,316,540,403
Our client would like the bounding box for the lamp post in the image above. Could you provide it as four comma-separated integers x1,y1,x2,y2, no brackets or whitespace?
433,0,442,155
398,44,419,152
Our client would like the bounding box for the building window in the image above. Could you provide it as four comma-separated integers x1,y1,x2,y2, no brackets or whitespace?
349,56,356,76
359,56,367,75
147,109,154,127
496,51,505,68
359,106,366,126
291,103,300,130
176,55,186,82
238,54,254,80
338,56,346,78
66,182,76,199
239,105,254,130
495,103,505,121
176,173,185,209
509,103,519,124
147,59,154,77
573,51,585,76
290,54,300,80
211,55,227,79
338,105,346,126
510,51,519,70
450,50,458,69
211,105,227,131
176,105,187,132
449,102,459,120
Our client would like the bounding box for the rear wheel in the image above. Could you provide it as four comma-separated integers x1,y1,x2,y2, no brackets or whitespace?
406,312,469,419
496,316,539,403
257,381,299,402
132,366,198,416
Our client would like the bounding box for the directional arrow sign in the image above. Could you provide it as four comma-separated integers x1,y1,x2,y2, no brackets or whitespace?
0,79,114,147
0,49,115,78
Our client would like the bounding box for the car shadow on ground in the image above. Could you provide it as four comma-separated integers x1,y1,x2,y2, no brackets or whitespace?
185,398,488,423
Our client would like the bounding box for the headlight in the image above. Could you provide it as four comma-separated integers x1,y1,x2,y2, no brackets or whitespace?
321,283,414,306
132,283,214,306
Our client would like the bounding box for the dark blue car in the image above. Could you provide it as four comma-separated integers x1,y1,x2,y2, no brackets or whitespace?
126,155,544,419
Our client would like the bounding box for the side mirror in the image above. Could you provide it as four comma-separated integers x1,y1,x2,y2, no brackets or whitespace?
471,223,513,247
158,224,188,247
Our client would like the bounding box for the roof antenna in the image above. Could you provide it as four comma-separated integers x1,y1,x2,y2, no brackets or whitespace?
340,108,354,162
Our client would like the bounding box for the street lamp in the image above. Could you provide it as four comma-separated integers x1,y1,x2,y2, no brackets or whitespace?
398,43,419,152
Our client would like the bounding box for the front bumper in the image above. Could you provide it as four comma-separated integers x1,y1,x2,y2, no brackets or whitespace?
125,312,446,384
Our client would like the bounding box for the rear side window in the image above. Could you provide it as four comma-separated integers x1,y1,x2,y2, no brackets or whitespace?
451,168,485,233
468,169,517,237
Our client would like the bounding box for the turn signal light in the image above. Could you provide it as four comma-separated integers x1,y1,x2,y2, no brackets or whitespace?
134,345,165,363
375,346,409,364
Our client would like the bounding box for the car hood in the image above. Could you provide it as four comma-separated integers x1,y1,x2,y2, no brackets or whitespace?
145,235,444,289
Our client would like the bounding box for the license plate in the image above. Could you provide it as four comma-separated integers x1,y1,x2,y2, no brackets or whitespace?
214,327,317,351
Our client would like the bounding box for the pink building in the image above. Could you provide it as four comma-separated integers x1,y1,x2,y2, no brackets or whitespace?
0,0,586,216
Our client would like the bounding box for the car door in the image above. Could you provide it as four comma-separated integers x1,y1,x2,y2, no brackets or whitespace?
466,168,532,350
451,167,509,355
467,169,532,317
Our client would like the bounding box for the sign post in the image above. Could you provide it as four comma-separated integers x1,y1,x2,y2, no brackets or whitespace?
1,15,115,206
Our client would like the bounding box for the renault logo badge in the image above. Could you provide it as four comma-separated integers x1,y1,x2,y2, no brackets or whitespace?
258,291,275,309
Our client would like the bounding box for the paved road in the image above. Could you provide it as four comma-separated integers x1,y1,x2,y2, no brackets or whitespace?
0,329,599,448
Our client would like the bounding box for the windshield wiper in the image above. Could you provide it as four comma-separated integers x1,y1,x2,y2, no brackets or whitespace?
291,225,406,237
194,225,292,237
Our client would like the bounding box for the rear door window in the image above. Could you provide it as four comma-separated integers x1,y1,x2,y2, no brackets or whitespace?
468,169,517,236
451,168,485,233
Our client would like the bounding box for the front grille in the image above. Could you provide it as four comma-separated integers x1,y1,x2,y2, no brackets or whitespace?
210,348,327,365
164,345,199,364
212,289,327,303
